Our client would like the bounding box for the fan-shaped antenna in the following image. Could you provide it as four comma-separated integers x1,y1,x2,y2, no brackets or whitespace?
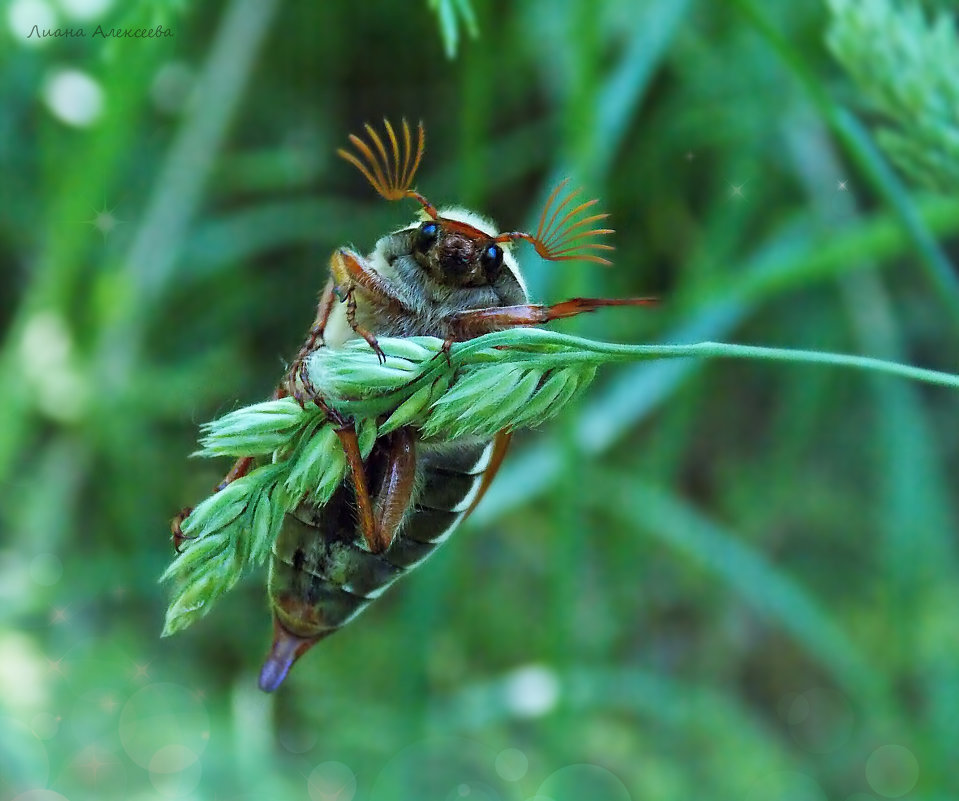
337,119,437,219
496,179,614,265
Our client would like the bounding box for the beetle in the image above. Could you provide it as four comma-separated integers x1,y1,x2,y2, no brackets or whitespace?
173,120,654,691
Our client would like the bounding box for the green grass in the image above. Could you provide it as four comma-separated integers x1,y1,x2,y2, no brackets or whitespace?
1,0,958,799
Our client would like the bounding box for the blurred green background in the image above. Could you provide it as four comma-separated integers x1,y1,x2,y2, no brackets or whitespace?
2,0,959,799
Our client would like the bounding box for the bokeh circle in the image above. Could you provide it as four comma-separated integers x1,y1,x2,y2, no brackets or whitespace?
62,743,126,799
495,748,529,782
149,744,202,797
787,689,855,753
785,693,809,725
118,683,210,769
11,792,70,801
370,737,500,801
308,760,357,801
444,781,500,801
278,722,318,754
746,770,827,801
865,745,919,798
504,666,559,718
537,764,631,801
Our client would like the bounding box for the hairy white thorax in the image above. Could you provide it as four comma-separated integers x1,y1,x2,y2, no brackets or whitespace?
322,206,529,348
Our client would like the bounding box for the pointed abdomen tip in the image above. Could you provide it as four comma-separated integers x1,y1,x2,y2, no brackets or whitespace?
258,656,291,692
258,618,322,692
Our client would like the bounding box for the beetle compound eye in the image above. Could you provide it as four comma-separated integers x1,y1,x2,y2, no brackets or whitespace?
415,221,439,253
480,243,503,279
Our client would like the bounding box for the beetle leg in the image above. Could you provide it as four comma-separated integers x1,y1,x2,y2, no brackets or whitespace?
171,453,259,552
214,456,257,492
330,248,413,365
290,356,348,428
303,277,337,351
372,428,417,549
418,336,454,376
439,336,454,367
334,421,377,551
335,424,416,553
443,296,657,340
283,278,338,401
329,247,411,310
462,429,512,520
171,507,195,553
345,287,387,365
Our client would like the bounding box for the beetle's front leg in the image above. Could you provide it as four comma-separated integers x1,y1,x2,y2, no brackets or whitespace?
443,296,657,340
330,248,411,364
345,287,386,365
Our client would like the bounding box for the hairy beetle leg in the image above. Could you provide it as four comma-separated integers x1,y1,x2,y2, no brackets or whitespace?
292,357,348,428
333,424,417,554
439,337,454,368
329,248,412,366
334,421,379,551
344,288,386,364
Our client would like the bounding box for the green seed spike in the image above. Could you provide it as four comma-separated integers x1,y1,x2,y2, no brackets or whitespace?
162,328,959,637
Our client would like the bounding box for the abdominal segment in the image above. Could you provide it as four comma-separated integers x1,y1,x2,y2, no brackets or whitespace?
259,436,492,691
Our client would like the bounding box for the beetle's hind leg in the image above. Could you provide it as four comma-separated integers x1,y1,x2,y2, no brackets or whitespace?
290,381,405,553
334,423,416,553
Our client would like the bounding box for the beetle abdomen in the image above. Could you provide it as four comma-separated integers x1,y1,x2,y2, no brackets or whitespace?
259,437,492,691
